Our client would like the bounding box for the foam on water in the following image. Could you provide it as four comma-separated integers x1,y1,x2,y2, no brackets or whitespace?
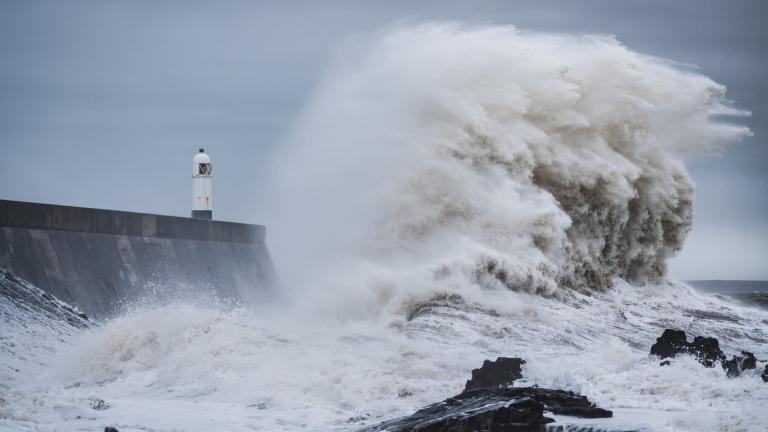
1,23,764,431
2,280,767,431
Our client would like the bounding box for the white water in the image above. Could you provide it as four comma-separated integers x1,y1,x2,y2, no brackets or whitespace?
1,24,765,431
2,281,767,431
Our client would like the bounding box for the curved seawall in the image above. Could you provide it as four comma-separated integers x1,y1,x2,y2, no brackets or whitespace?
0,200,276,318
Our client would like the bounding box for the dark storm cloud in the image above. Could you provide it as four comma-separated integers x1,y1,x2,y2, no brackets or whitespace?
1,0,766,278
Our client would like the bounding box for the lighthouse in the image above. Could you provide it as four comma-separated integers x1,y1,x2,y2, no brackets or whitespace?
192,148,213,220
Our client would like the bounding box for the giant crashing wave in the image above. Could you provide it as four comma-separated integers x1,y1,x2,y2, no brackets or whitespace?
271,24,750,306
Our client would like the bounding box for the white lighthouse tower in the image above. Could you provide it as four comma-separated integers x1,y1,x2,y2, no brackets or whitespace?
192,148,213,220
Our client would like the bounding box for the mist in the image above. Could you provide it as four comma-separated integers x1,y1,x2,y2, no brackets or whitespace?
265,24,750,315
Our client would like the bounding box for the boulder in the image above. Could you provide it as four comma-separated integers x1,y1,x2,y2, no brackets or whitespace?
366,358,611,432
762,364,768,383
366,389,552,432
496,387,612,418
649,329,689,359
366,386,611,432
464,357,525,391
650,329,767,382
689,336,727,368
649,329,725,368
724,351,757,378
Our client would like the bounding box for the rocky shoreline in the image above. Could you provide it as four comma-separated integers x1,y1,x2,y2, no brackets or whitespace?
363,357,611,432
650,329,767,381
360,328,767,432
96,328,766,432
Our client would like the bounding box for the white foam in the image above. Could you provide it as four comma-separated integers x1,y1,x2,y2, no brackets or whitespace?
1,280,765,431
267,23,750,305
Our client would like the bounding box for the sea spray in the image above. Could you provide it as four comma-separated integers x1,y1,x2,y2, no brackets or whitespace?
269,24,750,310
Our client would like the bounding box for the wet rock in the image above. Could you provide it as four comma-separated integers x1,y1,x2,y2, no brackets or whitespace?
497,387,612,418
89,397,110,410
762,364,768,383
689,335,727,367
742,353,757,370
366,358,611,432
649,329,688,359
104,427,119,432
650,329,725,368
650,329,767,382
366,387,611,432
366,388,553,432
464,357,525,391
724,351,757,378
546,427,641,432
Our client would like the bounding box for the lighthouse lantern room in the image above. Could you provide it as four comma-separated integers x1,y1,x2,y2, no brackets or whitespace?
192,148,213,220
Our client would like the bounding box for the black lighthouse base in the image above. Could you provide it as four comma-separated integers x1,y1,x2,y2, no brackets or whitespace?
191,210,212,220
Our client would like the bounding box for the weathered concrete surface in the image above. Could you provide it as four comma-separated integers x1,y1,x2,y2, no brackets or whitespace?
0,200,276,318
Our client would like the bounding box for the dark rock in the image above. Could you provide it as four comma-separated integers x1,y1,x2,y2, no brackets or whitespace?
105,428,119,432
464,357,525,391
546,427,642,432
650,329,768,383
89,397,110,410
742,353,757,370
365,387,610,432
689,336,726,367
366,388,553,432
649,329,725,368
724,351,757,378
366,357,612,432
659,360,671,366
496,387,612,419
649,329,688,359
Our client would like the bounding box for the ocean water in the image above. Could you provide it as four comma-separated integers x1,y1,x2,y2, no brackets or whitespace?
1,276,767,431
688,281,768,311
2,23,764,431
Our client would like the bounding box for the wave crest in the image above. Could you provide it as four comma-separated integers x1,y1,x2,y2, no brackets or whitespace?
271,24,749,300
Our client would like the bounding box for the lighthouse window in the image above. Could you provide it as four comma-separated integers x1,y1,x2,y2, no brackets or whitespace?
198,163,211,175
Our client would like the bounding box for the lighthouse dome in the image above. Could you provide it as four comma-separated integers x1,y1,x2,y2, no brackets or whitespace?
193,148,212,175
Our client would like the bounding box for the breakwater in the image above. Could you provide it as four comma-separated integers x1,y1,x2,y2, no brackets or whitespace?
0,199,276,318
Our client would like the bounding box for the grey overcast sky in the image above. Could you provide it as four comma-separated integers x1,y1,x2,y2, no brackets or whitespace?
1,1,766,280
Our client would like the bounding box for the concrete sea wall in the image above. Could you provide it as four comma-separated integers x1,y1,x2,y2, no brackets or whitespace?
0,200,276,318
